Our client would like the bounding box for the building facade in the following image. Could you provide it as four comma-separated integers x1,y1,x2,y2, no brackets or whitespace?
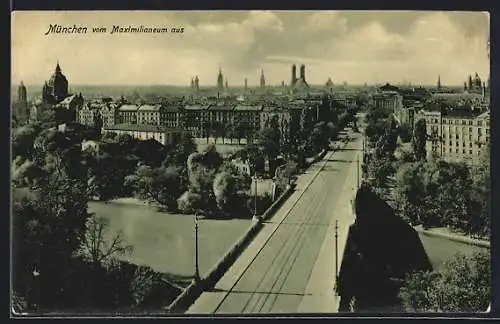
372,91,403,113
137,104,161,125
102,124,183,146
419,109,490,164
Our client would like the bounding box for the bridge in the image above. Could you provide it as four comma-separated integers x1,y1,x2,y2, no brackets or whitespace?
186,130,364,314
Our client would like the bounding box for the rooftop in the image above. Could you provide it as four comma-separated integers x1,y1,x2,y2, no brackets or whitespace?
234,105,263,112
208,105,235,111
118,104,139,111
103,123,183,133
138,104,161,111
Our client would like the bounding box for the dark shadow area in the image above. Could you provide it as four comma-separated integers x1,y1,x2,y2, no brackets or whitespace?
337,184,432,312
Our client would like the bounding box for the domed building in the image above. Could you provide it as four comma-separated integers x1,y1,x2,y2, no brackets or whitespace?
30,62,83,124
42,62,69,105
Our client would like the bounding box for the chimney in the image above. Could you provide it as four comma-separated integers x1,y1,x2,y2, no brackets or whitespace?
291,64,297,85
300,64,306,81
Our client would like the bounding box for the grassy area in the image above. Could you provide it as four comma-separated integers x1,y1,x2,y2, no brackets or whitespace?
418,233,488,272
89,201,252,279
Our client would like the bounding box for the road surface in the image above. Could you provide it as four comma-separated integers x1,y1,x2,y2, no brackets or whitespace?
187,131,363,314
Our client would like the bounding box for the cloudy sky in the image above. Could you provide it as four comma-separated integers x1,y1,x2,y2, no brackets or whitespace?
12,11,489,86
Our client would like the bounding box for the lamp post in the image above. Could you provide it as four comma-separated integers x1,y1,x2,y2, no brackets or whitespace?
194,212,200,283
252,172,260,222
334,219,339,293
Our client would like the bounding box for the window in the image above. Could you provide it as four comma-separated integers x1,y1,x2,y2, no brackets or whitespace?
470,142,473,147
462,120,466,125
469,121,473,125
469,150,473,155
463,149,466,154
456,135,459,139
456,141,459,146
449,141,452,145
456,148,459,153
478,121,483,126
449,148,452,153
469,127,472,132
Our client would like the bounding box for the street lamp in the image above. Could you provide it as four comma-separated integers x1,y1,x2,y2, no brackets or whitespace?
194,212,200,283
252,172,260,222
334,219,339,294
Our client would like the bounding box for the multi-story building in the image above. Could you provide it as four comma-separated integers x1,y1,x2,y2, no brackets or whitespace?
100,103,117,127
137,104,161,125
261,105,292,144
372,91,403,113
78,102,98,126
233,104,263,140
102,124,183,146
207,104,235,138
116,104,138,124
183,104,210,138
418,109,490,164
160,104,183,128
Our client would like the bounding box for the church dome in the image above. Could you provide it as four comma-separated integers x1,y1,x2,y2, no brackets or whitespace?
47,63,68,88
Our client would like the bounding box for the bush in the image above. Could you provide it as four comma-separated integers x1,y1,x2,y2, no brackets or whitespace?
398,251,490,312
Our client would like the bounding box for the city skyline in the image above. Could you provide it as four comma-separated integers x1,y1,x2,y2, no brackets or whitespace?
12,11,490,86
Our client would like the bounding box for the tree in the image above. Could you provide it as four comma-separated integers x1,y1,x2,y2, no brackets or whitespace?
74,215,133,269
308,122,328,154
12,173,92,310
257,127,280,160
124,165,184,210
177,190,202,214
133,138,166,167
468,147,490,236
413,119,427,161
213,172,237,214
399,251,490,312
163,133,197,167
12,125,42,159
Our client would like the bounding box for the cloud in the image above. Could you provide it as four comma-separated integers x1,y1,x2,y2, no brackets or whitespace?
11,11,489,87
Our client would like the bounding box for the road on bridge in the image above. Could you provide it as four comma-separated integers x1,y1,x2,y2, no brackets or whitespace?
187,131,364,314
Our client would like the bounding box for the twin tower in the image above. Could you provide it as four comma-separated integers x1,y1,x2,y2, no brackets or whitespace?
290,64,309,89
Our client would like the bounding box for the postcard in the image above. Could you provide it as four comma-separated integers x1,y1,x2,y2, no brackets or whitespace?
11,10,491,316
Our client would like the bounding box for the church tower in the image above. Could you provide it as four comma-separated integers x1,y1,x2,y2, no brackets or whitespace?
18,81,27,103
194,76,200,92
260,69,266,88
15,81,29,123
291,64,297,87
217,66,224,91
437,75,442,90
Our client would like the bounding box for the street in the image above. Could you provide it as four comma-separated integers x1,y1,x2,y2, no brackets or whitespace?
187,131,363,314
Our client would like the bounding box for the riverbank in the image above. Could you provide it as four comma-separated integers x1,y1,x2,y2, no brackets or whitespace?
414,225,490,249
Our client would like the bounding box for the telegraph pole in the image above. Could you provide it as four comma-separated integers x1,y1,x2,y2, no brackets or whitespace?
194,213,200,282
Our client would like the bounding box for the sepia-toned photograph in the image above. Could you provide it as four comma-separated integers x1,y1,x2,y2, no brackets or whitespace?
10,10,491,316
